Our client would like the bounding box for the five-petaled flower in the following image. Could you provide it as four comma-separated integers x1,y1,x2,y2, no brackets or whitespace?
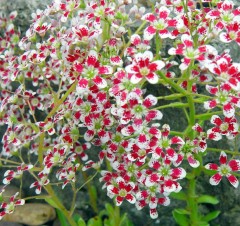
168,34,206,71
142,6,178,40
75,50,113,90
207,115,239,140
107,177,136,206
126,51,165,84
205,151,240,188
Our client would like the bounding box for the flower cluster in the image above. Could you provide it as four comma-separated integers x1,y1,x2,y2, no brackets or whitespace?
0,191,25,220
0,0,240,223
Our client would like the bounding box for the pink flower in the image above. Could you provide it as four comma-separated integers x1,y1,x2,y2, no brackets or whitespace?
168,34,206,70
125,34,150,57
207,115,239,140
126,51,165,84
208,53,240,91
30,171,50,194
75,50,113,89
142,6,178,40
174,137,207,168
0,192,25,220
219,22,240,46
136,189,170,219
73,25,101,43
205,151,240,188
107,177,136,206
204,84,240,117
36,119,55,135
3,164,33,185
149,124,184,161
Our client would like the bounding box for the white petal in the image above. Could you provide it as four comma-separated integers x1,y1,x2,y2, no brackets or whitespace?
154,60,165,70
130,74,143,84
219,33,232,43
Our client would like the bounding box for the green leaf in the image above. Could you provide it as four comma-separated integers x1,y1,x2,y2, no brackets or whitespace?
77,217,87,226
202,211,221,222
175,208,190,215
197,221,209,226
170,191,187,200
87,216,102,226
90,185,97,202
105,203,115,216
89,185,98,212
56,209,69,226
45,197,60,209
197,195,219,205
119,213,134,226
172,210,189,226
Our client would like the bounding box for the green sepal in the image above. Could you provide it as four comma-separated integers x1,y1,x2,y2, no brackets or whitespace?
172,209,189,226
202,210,221,222
197,195,219,205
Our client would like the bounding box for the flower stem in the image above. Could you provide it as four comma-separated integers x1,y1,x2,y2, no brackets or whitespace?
155,34,161,60
187,171,199,225
44,184,78,226
38,81,77,164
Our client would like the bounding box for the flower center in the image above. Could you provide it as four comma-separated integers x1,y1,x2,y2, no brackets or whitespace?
123,79,135,91
221,13,234,24
160,166,170,176
83,67,98,79
138,149,146,157
217,92,228,104
161,138,169,149
52,152,61,163
127,164,136,173
140,67,150,76
94,120,102,130
220,122,228,132
154,20,166,30
95,6,105,17
134,105,144,113
119,189,127,197
5,202,15,213
81,102,91,114
219,164,231,176
219,72,229,81
31,98,39,107
149,185,157,193
114,134,122,143
182,141,194,153
185,48,197,59
229,31,237,40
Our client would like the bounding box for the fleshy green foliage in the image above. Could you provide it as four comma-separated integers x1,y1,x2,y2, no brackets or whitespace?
58,203,134,226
